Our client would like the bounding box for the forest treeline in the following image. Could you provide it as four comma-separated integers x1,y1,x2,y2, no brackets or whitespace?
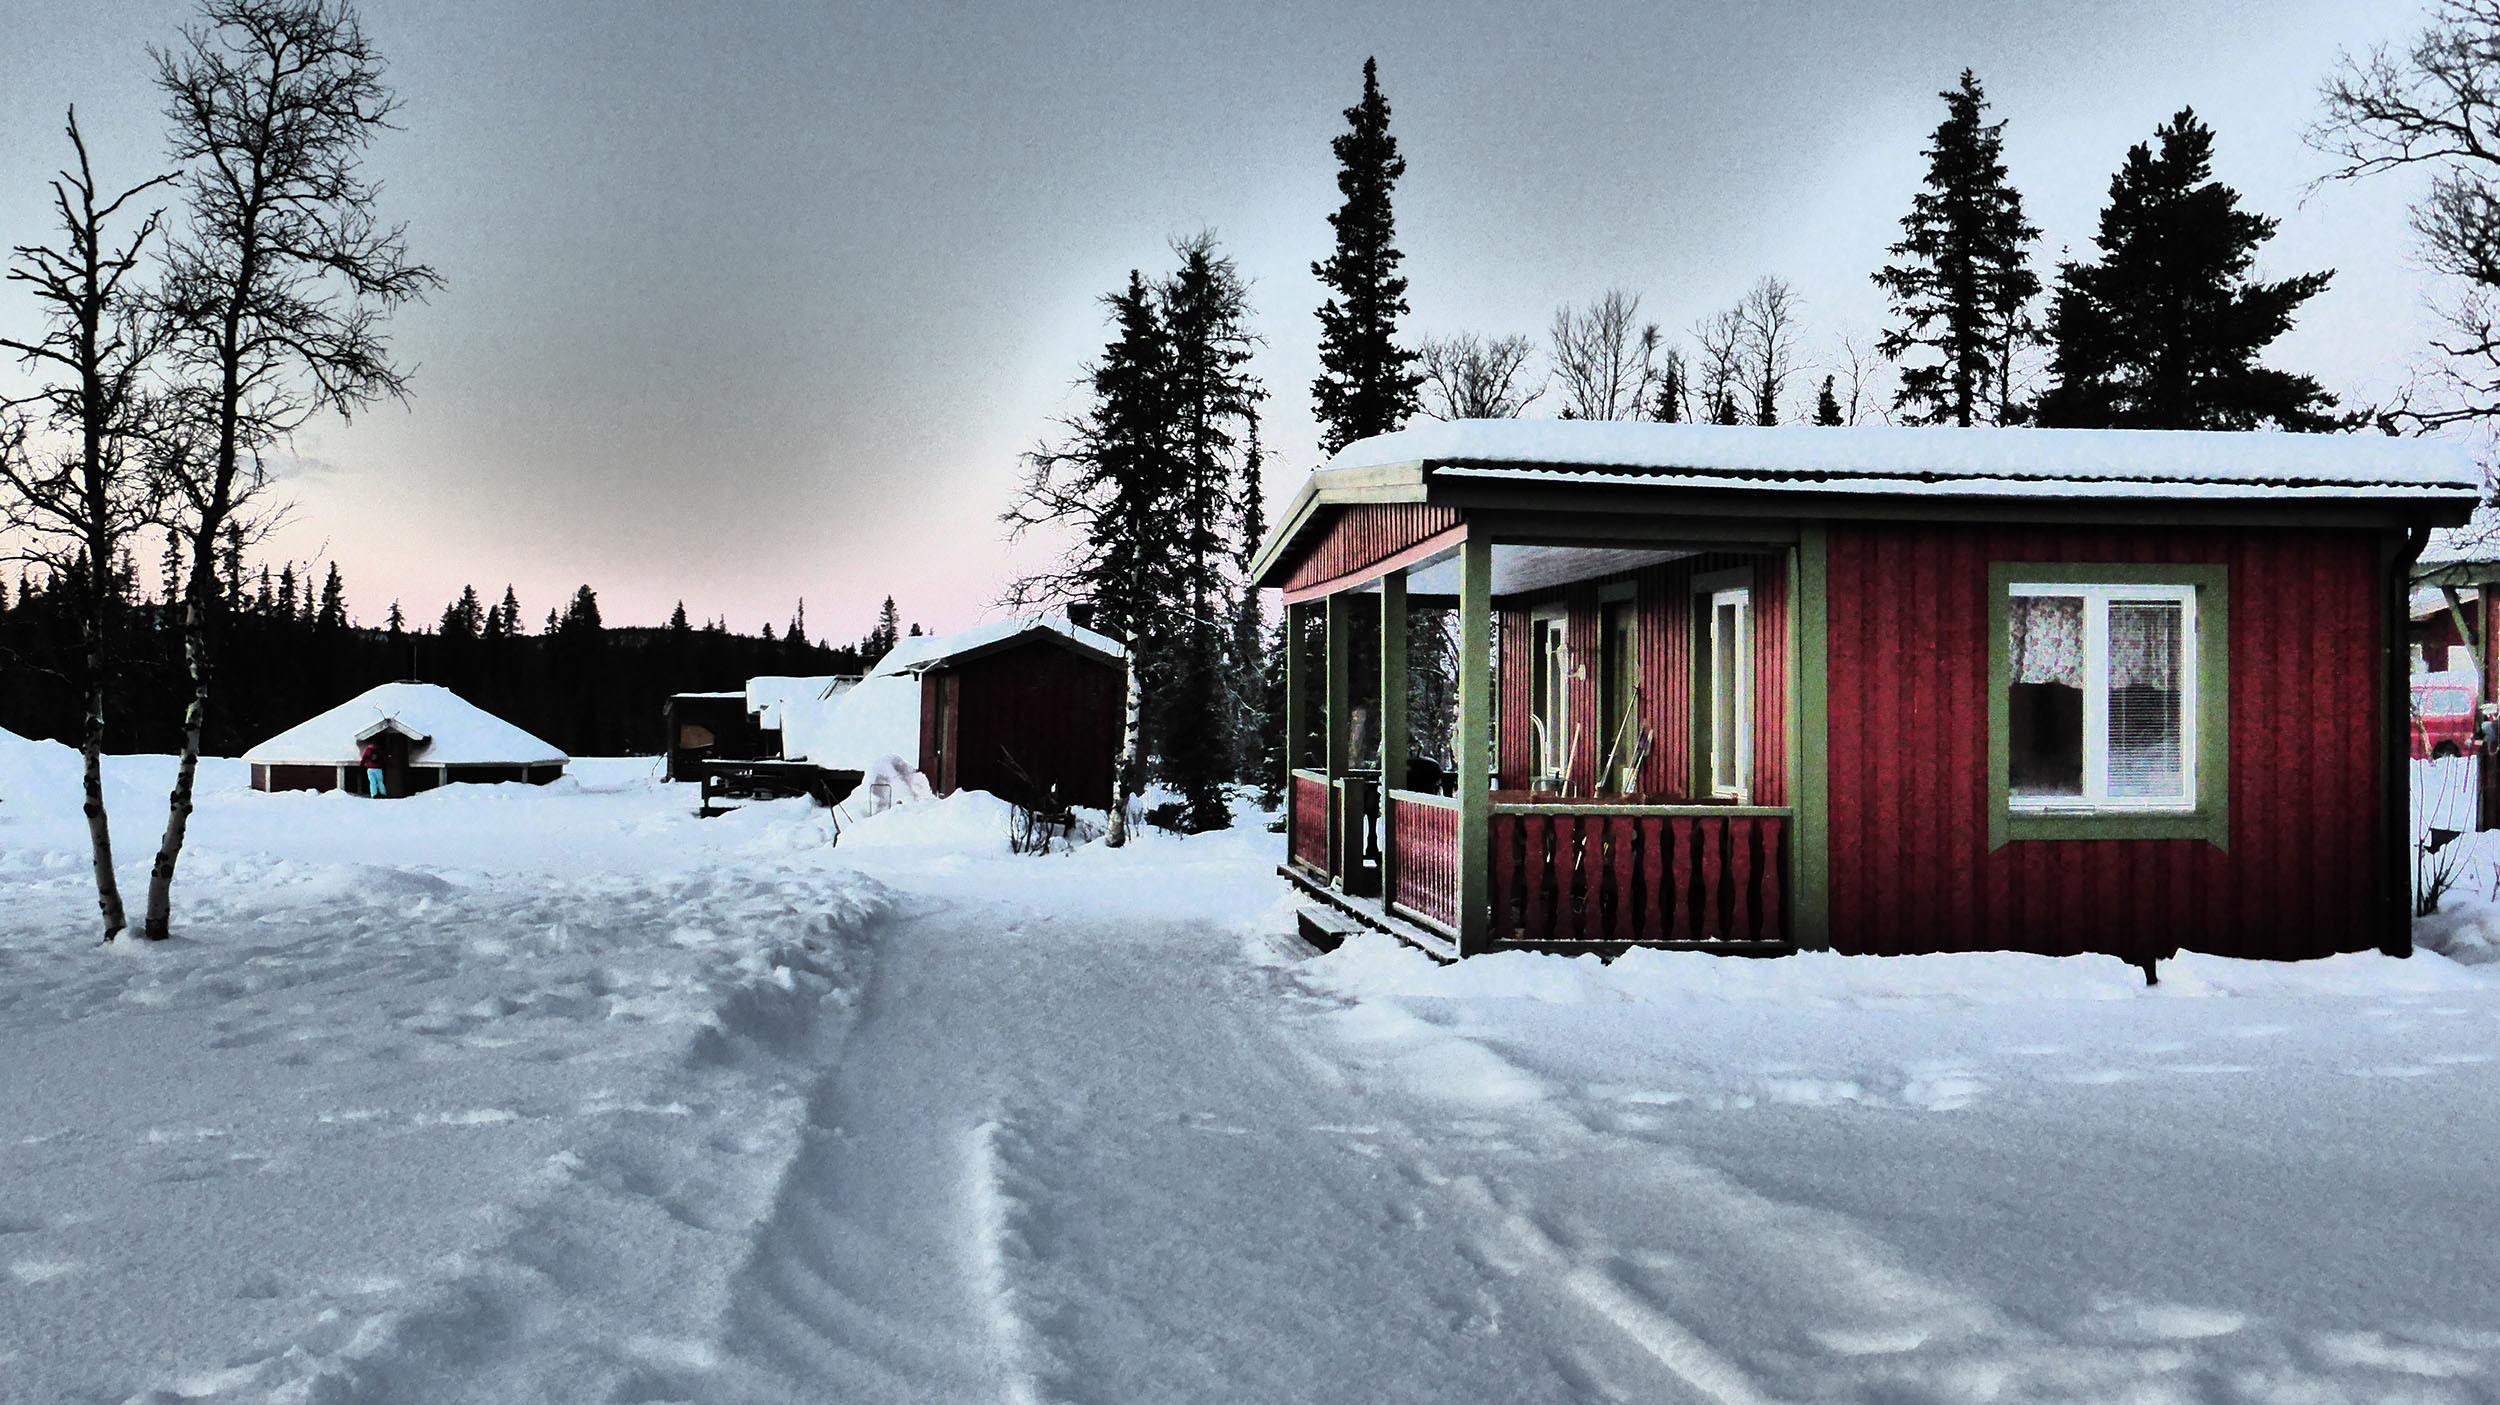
0,564,910,757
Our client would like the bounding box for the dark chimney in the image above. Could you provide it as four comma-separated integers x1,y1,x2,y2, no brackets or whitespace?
1067,602,1094,631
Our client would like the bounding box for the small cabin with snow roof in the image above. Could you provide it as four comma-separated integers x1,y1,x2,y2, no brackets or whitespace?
245,682,567,797
770,617,1126,808
1249,419,2476,966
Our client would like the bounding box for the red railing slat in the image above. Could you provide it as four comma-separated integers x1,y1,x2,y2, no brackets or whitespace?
1730,816,1756,941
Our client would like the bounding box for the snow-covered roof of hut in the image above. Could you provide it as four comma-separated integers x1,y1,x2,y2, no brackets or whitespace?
864,615,1124,680
242,682,566,767
746,675,857,731
1314,420,2479,498
759,617,1121,771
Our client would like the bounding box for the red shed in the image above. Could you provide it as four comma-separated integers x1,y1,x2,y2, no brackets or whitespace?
1250,420,2475,966
782,618,1126,809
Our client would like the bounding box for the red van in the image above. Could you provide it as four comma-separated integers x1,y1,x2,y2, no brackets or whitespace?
2412,676,2483,760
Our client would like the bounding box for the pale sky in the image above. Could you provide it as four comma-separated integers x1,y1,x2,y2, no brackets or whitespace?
0,0,2456,642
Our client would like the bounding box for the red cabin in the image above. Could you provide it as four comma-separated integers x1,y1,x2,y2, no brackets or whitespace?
1250,420,2475,965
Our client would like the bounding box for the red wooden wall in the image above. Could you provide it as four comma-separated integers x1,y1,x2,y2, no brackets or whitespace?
1280,504,1464,594
1823,522,2388,962
1493,551,1789,804
919,640,1125,807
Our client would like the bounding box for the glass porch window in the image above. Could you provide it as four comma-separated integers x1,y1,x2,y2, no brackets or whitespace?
1530,611,1568,782
1709,587,1752,799
2007,584,2196,810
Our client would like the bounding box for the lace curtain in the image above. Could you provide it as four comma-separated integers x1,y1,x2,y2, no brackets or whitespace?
2009,595,2181,691
2009,596,2084,687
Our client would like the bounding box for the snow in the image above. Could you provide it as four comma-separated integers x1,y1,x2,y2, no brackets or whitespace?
1322,418,2482,499
779,672,921,770
5,732,2500,1403
241,682,567,768
743,675,854,735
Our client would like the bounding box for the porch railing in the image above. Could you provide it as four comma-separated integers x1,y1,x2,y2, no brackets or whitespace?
1489,804,1789,945
1385,790,1460,932
1289,769,1332,874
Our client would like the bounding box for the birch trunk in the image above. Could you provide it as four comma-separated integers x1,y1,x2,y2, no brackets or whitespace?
1106,640,1142,848
81,589,126,942
141,578,211,942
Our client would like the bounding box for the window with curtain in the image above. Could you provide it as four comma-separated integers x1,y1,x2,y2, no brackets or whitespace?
2007,583,2196,810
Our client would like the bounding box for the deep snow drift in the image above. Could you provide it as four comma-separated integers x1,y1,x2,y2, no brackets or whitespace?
3,728,2498,1403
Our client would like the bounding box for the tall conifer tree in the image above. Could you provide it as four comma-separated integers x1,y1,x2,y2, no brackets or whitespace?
2037,108,2343,430
1873,70,2041,426
1311,57,1421,455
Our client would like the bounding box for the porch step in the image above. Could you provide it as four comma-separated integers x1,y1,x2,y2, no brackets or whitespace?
1296,904,1366,954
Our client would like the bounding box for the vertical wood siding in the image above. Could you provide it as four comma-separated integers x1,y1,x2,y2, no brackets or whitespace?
1388,795,1461,929
1290,773,1332,872
1498,607,1533,789
1280,504,1465,593
926,642,1125,808
1823,522,2386,962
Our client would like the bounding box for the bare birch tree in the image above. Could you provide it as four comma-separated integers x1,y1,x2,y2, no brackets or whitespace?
1692,306,1746,424
1549,290,1662,420
0,110,174,943
2315,1,2500,430
1417,332,1543,419
1735,276,1803,425
141,0,438,940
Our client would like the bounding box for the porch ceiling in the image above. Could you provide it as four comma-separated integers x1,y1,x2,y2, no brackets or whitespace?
1394,544,1698,598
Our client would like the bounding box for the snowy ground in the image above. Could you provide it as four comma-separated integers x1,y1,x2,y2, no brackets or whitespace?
4,734,2498,1403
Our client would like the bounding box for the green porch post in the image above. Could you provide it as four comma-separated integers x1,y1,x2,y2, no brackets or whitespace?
1793,523,1832,949
1456,537,1493,954
1325,590,1353,884
1379,572,1409,903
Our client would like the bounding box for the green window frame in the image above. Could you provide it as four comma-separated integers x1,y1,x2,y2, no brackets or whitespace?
1986,561,2229,850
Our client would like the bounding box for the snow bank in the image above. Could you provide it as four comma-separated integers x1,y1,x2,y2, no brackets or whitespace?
1307,932,2497,1007
838,787,1018,852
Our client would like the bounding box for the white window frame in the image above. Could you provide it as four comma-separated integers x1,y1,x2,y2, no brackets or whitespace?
1708,586,1752,801
2006,581,2198,815
1530,605,1569,781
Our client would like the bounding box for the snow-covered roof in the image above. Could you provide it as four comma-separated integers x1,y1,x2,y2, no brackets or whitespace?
864,615,1124,679
746,675,856,731
1326,420,2481,499
2412,584,2480,622
243,683,567,768
2418,503,2500,584
779,673,923,770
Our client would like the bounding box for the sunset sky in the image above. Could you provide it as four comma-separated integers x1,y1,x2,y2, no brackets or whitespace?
0,0,2458,642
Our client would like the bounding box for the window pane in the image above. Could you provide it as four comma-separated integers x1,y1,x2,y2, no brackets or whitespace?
2009,595,2084,799
1714,600,1741,785
2107,600,2186,800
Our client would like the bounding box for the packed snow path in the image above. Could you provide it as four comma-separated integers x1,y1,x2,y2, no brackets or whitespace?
682,892,1767,1405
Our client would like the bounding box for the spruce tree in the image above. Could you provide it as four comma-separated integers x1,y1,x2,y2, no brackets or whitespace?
1160,234,1264,831
1814,375,1844,425
2037,108,2343,431
1873,70,2041,426
385,600,404,636
1310,57,1421,455
668,600,691,633
496,586,522,636
314,562,347,632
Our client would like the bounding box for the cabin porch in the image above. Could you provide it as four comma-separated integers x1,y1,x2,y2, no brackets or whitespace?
1281,529,1808,957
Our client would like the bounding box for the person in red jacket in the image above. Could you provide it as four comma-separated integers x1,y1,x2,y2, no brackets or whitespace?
358,738,386,799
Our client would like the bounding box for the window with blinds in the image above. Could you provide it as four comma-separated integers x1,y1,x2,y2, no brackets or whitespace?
2006,583,2196,811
